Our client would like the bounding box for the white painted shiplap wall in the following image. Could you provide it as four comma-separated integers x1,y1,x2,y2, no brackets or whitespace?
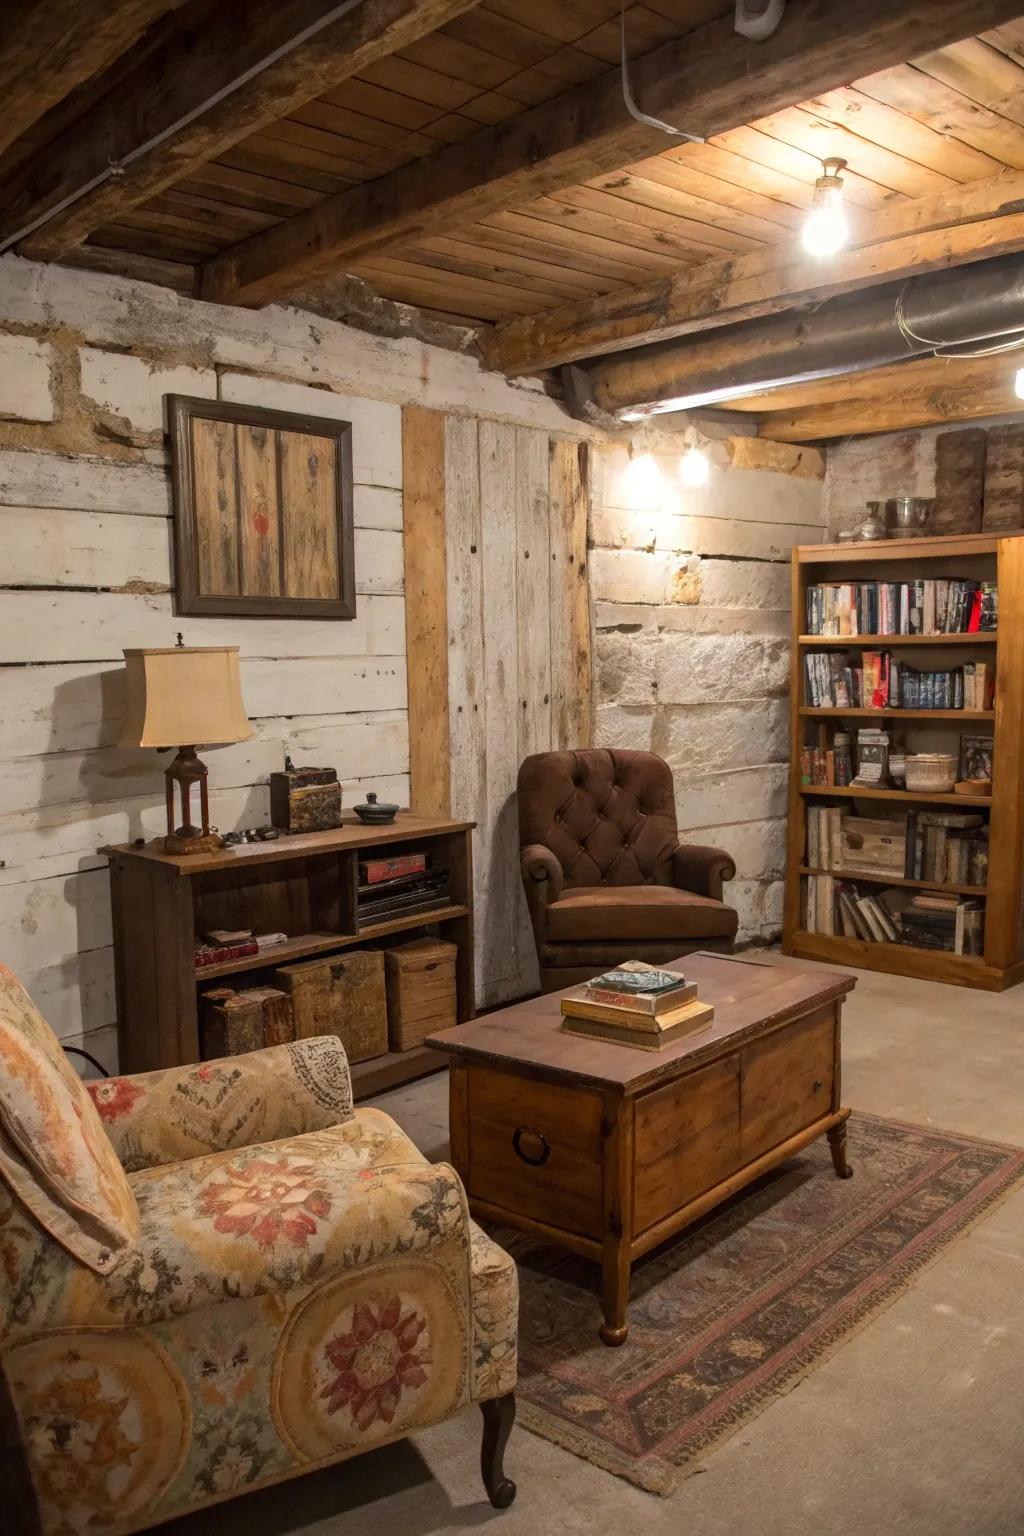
0,255,591,1069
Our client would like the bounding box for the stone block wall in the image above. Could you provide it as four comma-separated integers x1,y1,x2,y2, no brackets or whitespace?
591,430,826,942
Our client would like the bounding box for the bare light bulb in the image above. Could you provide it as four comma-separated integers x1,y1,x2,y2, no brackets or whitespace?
679,446,710,487
624,449,661,504
1015,366,1024,401
802,157,848,258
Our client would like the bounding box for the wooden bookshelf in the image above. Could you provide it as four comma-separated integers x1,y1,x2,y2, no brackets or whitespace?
103,814,476,1088
783,531,1024,992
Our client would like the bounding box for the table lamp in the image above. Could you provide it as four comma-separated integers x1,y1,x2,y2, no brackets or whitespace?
119,638,253,854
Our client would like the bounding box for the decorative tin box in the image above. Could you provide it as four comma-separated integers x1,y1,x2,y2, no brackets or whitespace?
269,761,342,834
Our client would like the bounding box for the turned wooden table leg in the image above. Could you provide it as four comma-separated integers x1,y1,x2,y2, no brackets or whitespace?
480,1393,516,1508
599,1091,634,1346
600,1233,631,1346
828,1118,853,1179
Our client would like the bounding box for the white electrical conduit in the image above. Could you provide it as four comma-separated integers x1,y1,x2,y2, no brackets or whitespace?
620,1,786,145
895,285,1024,360
0,0,366,255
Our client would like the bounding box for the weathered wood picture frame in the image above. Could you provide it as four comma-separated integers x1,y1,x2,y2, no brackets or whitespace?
169,394,356,619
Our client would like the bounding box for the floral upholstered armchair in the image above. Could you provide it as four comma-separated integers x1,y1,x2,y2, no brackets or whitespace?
0,966,518,1535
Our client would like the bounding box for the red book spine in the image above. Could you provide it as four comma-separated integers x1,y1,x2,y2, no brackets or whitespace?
363,854,426,884
195,940,259,969
966,590,982,633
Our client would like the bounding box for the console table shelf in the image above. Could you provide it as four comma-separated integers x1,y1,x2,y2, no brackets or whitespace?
103,813,475,1090
783,531,1024,992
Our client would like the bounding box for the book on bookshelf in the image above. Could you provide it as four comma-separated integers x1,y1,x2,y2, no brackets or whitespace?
806,579,997,637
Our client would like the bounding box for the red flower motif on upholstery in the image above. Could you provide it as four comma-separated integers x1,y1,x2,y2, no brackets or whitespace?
321,1299,430,1430
197,1157,331,1249
87,1077,144,1123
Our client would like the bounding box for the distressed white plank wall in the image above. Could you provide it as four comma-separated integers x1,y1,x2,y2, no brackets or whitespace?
0,255,593,1068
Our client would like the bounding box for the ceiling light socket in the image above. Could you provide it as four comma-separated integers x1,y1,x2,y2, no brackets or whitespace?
734,0,786,42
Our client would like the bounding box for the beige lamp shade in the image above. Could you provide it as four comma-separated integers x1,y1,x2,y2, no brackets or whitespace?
119,646,253,748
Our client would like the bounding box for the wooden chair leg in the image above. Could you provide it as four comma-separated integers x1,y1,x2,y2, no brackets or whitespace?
480,1393,517,1508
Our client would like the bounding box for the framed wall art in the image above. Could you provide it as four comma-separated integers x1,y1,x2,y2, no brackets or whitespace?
168,394,355,619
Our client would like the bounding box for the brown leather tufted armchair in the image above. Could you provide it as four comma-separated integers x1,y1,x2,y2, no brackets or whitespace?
518,748,738,992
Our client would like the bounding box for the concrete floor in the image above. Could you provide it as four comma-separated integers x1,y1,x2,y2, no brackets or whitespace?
175,954,1024,1536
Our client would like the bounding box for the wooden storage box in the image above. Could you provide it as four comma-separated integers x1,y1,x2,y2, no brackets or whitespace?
275,951,387,1063
385,937,458,1051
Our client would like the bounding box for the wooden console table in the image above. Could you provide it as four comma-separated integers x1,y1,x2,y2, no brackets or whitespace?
427,952,855,1345
102,812,474,1097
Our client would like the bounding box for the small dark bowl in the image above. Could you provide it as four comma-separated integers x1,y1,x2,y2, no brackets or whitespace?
353,797,399,824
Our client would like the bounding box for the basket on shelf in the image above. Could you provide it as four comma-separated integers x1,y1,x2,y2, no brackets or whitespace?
904,752,958,793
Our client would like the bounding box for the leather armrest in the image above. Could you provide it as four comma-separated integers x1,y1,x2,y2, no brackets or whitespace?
520,843,564,950
673,844,737,901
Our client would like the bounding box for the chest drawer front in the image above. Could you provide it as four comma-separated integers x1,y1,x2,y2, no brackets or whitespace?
740,1006,835,1163
466,1065,605,1239
634,1056,741,1234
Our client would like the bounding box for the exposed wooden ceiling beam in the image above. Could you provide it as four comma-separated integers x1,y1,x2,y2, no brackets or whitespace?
4,0,481,262
199,0,1024,308
0,1,181,160
482,169,1024,377
747,352,1022,440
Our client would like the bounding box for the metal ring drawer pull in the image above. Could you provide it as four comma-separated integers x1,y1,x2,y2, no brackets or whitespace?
512,1126,551,1167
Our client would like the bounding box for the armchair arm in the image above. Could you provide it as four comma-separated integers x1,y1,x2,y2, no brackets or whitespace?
2,1150,471,1342
519,843,565,950
87,1037,353,1173
673,844,737,901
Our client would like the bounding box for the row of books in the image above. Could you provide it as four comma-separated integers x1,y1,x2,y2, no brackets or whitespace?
806,807,988,886
804,651,994,711
806,580,997,637
804,875,984,954
560,960,713,1050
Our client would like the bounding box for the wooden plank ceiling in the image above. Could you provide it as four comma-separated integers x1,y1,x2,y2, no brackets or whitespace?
4,2,1024,439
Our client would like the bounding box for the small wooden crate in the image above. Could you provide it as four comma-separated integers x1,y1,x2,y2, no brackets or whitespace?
274,951,387,1063
385,937,458,1051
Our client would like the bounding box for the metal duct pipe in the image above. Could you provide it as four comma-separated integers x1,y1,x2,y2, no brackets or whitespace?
574,253,1024,420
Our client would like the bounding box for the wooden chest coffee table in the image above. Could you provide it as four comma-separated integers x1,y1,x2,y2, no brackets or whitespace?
426,952,856,1345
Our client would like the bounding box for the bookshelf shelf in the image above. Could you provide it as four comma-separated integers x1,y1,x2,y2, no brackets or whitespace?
799,867,986,897
104,815,477,1086
193,907,471,980
798,633,997,647
784,533,1024,993
800,784,992,807
799,708,995,721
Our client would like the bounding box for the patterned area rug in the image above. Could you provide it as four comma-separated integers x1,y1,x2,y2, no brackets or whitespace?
503,1113,1024,1494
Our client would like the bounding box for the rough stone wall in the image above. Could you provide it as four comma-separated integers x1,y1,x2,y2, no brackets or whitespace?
823,415,1024,537
591,430,826,943
0,255,589,1070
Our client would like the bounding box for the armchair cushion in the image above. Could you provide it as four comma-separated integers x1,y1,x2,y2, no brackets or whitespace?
0,965,138,1275
546,884,738,943
87,1037,354,1173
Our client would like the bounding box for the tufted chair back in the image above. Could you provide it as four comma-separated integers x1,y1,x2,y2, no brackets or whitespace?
517,748,679,889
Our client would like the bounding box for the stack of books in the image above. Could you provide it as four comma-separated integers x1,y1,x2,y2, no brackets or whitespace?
900,891,984,955
356,852,450,927
561,961,714,1050
194,929,289,969
806,579,997,636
